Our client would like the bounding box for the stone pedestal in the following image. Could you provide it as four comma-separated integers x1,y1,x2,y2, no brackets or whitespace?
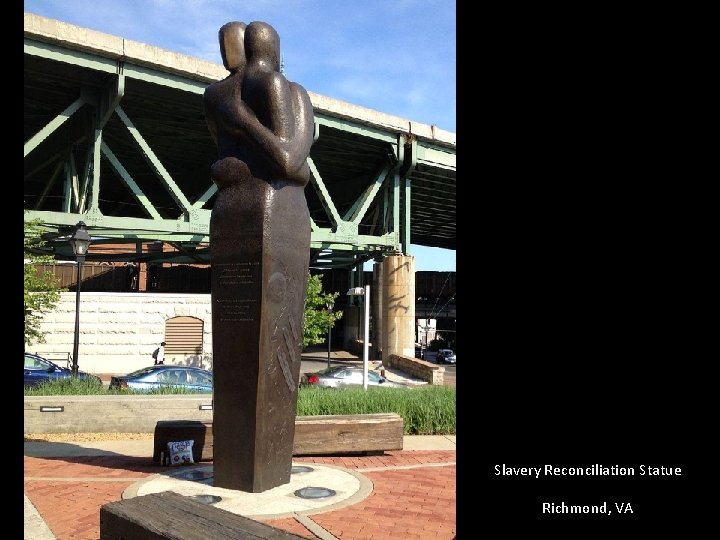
381,255,416,362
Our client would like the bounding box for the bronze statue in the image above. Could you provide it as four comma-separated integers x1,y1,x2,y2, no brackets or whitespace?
204,21,315,492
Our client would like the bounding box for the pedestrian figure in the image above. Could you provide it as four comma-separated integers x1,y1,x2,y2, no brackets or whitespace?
152,342,166,365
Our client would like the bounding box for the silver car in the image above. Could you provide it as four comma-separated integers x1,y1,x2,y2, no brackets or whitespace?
302,366,406,388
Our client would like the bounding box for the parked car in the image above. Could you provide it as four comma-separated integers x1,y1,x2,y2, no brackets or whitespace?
436,349,456,364
301,366,407,388
109,365,213,392
24,352,101,388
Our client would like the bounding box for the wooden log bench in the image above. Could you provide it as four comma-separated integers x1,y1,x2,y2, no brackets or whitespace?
153,413,404,463
293,413,404,455
100,490,305,540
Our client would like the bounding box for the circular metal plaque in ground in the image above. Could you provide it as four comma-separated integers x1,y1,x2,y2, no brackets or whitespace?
123,462,373,520
294,486,337,499
291,465,314,474
190,494,222,505
177,470,214,481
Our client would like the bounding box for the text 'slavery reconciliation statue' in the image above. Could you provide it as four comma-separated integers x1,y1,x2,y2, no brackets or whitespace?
204,20,315,492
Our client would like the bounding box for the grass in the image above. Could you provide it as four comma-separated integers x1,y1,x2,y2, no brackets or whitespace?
297,385,456,435
25,379,456,435
24,377,108,395
24,378,211,396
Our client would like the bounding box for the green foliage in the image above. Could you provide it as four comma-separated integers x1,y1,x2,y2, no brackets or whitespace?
24,218,64,346
303,273,343,348
297,385,456,435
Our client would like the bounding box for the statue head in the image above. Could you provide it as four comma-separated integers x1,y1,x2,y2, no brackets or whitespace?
245,21,281,71
219,21,247,73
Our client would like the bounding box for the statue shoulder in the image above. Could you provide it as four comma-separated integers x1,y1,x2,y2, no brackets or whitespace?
289,81,312,104
204,75,239,102
203,80,222,108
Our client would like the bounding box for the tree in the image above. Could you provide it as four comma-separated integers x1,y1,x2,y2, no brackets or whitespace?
303,273,343,348
24,218,64,345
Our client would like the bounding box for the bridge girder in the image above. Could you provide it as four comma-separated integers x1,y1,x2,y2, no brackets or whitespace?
24,14,455,271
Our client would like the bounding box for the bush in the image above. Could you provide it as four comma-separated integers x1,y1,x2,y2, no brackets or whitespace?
428,338,448,351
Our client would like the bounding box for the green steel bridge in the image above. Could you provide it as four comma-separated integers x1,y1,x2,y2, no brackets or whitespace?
24,13,456,272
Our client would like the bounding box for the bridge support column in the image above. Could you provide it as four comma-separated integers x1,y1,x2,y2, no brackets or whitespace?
371,262,383,360
381,255,415,363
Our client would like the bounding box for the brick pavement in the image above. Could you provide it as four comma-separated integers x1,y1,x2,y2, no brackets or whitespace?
24,450,456,539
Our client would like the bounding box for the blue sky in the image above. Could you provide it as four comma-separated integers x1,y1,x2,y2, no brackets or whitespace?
24,0,456,272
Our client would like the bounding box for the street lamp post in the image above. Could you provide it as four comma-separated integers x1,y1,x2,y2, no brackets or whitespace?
68,221,91,377
347,285,370,390
326,300,334,369
424,321,429,359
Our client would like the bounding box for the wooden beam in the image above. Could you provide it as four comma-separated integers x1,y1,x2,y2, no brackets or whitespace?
152,413,404,462
100,491,305,540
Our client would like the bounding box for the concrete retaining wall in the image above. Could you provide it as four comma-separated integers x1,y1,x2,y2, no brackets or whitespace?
387,354,444,385
24,395,213,434
28,292,213,375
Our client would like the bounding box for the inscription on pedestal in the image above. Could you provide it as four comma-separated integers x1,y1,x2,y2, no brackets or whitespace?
214,262,260,322
216,262,259,286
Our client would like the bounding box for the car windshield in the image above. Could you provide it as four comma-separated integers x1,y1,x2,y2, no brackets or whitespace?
124,366,165,378
316,367,382,381
24,354,62,371
317,366,348,376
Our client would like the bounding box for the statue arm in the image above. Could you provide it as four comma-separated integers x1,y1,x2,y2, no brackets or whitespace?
204,73,314,185
203,84,223,148
262,71,295,140
290,83,314,160
221,99,309,179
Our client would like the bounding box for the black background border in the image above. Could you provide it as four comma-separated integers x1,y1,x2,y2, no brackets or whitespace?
457,3,708,534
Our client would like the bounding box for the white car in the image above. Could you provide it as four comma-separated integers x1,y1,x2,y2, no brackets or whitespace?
302,366,407,388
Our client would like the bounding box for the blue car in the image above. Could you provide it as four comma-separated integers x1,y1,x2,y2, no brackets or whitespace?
109,365,213,392
436,349,456,364
24,352,101,388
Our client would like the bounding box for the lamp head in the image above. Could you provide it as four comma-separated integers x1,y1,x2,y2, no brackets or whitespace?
69,221,91,260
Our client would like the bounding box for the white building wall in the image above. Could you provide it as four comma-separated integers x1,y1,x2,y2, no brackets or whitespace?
29,292,213,375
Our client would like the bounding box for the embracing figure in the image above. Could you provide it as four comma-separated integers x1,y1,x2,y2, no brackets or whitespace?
204,20,315,493
204,21,313,187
